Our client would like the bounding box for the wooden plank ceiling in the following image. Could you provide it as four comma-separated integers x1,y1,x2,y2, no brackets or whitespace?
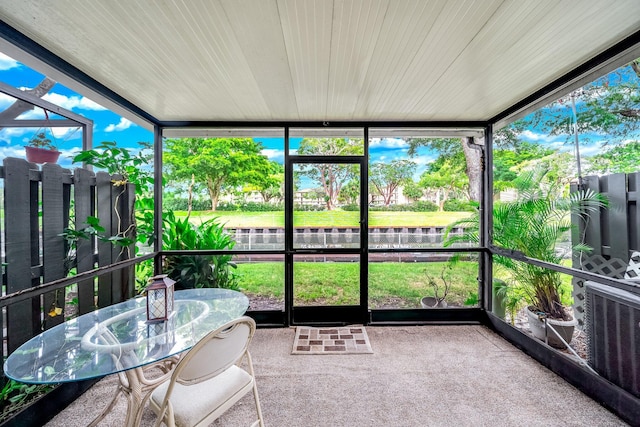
0,0,638,128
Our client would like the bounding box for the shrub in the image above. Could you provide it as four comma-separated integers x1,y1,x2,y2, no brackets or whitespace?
409,201,438,212
163,197,211,212
240,202,284,211
161,211,239,290
341,204,360,211
216,202,240,211
293,204,326,211
367,202,438,212
443,199,478,212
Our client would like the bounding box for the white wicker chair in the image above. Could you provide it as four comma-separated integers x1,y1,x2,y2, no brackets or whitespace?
149,316,264,427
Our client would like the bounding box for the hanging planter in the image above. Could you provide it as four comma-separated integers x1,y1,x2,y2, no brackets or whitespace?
25,145,60,164
24,111,60,164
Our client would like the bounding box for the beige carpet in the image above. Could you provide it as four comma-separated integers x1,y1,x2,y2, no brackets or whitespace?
292,326,373,354
46,325,628,427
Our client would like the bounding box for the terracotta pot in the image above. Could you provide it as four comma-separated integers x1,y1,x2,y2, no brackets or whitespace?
421,296,448,308
25,146,60,164
527,307,577,349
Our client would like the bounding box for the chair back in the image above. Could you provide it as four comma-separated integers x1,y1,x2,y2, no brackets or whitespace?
175,316,256,385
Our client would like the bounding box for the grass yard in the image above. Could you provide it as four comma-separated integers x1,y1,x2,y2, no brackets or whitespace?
235,260,479,308
175,209,477,307
175,210,472,228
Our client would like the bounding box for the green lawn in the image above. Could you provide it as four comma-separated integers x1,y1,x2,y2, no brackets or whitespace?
175,210,477,307
175,210,472,228
235,260,479,308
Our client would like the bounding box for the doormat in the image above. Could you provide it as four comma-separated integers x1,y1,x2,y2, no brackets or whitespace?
292,326,373,355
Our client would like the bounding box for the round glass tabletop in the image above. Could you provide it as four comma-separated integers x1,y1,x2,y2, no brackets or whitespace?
4,289,249,384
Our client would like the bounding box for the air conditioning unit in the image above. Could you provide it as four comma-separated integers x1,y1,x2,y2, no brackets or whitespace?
585,281,640,398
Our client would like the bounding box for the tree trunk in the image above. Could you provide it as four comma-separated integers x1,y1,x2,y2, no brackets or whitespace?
187,174,195,217
0,77,57,130
206,176,220,211
462,137,483,202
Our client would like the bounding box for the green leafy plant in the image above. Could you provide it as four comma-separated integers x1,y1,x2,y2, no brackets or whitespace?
72,141,156,249
161,211,239,290
0,380,55,422
60,216,135,274
424,264,452,305
444,168,606,320
27,131,57,150
464,292,479,306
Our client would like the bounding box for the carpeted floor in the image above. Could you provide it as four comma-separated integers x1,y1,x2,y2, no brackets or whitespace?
46,325,628,427
292,326,373,354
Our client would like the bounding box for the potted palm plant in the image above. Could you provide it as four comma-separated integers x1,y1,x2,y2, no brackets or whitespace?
25,131,60,164
444,169,606,348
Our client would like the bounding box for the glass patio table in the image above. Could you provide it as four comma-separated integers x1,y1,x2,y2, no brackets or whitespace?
4,288,249,426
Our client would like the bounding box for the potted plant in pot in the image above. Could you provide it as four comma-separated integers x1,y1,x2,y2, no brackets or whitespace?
444,168,606,348
421,264,451,308
25,131,60,164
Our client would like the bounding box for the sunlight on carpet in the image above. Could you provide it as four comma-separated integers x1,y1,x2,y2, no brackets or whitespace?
292,326,373,355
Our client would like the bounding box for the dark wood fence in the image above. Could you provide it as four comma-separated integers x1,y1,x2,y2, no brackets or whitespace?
2,157,136,355
571,172,640,326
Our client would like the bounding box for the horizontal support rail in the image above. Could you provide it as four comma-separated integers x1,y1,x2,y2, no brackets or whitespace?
0,253,155,308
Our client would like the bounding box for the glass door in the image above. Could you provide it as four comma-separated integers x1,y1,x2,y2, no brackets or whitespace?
286,154,367,324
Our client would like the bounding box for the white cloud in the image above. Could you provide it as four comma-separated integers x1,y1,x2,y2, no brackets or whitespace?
577,144,603,157
105,118,132,132
0,53,19,71
0,92,16,110
0,125,82,147
0,128,31,145
42,93,107,111
16,108,46,120
413,155,436,166
261,148,284,163
0,145,30,160
520,130,562,143
369,138,409,149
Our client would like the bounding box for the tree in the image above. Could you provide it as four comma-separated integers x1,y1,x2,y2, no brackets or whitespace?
493,141,555,191
402,180,423,202
418,156,468,211
529,59,640,146
369,160,416,206
164,138,275,210
408,137,483,202
339,180,360,205
296,138,362,210
586,141,640,174
245,161,284,203
406,58,639,200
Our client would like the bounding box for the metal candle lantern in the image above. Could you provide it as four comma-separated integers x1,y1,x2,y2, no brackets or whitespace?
146,274,176,322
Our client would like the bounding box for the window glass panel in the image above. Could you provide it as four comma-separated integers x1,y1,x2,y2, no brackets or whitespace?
494,59,640,326
368,252,479,309
159,254,285,311
162,130,285,251
293,254,359,306
367,128,482,249
289,128,364,155
236,255,284,311
293,162,360,249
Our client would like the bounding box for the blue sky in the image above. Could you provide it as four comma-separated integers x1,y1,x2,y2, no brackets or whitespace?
0,52,153,169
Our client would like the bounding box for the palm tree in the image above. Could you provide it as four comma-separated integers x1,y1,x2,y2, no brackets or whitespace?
444,169,606,320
